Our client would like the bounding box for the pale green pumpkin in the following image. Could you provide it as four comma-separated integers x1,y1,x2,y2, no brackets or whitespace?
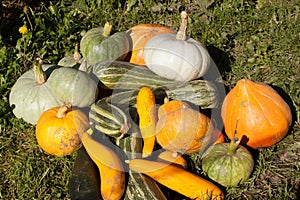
58,44,83,69
48,67,98,107
9,61,63,124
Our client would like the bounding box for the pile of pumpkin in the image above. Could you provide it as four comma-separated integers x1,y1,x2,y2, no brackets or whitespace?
9,11,292,200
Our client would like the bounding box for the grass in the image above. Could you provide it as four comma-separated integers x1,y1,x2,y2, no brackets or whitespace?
1,0,299,199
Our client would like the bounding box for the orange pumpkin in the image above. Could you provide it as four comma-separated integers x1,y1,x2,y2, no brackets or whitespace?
155,100,214,154
126,24,175,65
221,78,292,148
157,99,190,119
36,106,90,156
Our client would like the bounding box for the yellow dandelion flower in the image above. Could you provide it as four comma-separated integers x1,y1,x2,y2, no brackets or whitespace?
19,26,28,34
23,6,28,13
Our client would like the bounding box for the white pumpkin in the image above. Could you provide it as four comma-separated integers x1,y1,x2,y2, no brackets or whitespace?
144,11,211,81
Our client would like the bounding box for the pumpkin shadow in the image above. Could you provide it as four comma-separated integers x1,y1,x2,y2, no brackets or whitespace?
204,44,233,83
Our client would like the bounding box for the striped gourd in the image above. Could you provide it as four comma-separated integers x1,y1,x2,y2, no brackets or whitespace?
90,60,176,89
107,79,220,109
118,124,168,200
89,97,131,140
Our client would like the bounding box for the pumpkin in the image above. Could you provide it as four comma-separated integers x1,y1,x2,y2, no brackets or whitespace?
126,24,175,65
221,78,292,148
202,137,254,187
9,59,62,124
80,22,130,65
144,11,211,81
48,67,98,107
58,44,83,68
155,100,214,154
36,106,89,156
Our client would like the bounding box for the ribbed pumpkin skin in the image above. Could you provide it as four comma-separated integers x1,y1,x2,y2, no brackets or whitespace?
127,24,175,65
48,67,98,107
9,64,62,124
221,78,292,148
202,142,254,187
156,104,214,154
144,34,211,81
80,28,129,65
36,107,89,156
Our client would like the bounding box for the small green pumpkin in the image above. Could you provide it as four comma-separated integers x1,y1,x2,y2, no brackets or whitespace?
48,67,98,107
201,137,254,187
9,59,62,124
80,22,130,65
58,44,83,68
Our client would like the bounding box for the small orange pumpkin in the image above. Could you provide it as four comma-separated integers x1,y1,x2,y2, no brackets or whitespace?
126,24,175,65
155,100,214,154
36,106,90,156
221,78,292,148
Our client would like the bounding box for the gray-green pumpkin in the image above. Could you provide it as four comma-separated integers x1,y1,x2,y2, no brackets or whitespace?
58,44,83,69
9,61,63,124
48,67,98,107
201,137,254,187
80,22,130,65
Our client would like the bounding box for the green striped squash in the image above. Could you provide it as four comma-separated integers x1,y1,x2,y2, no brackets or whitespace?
106,79,220,109
80,23,130,65
89,97,131,141
118,122,168,200
90,60,176,89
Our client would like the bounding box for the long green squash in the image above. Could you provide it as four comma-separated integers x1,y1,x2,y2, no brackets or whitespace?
106,79,220,109
89,60,176,89
90,61,220,108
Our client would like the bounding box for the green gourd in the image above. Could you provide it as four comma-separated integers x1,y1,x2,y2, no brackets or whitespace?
9,60,62,124
58,44,83,69
202,137,254,187
89,97,131,142
90,60,220,109
80,22,130,65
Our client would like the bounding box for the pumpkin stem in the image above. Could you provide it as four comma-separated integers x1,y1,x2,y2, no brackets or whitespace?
73,43,81,62
56,106,68,118
78,59,88,72
34,58,47,85
227,137,240,155
103,22,113,37
176,11,188,41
